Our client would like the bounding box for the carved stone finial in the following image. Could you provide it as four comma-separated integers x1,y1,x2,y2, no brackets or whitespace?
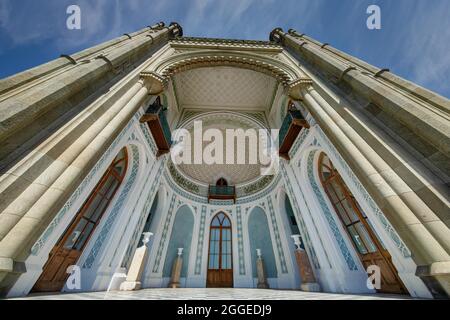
142,232,153,246
256,249,262,259
291,234,303,250
169,22,183,37
269,27,283,43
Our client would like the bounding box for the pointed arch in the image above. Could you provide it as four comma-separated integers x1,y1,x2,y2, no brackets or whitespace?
207,212,233,287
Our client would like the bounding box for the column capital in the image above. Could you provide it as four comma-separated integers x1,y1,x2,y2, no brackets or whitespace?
139,71,168,95
286,77,314,100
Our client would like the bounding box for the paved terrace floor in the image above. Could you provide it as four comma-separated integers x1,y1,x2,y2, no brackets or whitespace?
9,288,413,300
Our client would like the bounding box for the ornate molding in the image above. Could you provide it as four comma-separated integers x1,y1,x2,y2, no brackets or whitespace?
171,37,281,51
286,77,314,101
160,55,293,85
140,71,168,95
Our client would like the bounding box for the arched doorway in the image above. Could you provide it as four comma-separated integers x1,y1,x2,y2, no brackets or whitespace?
318,153,406,294
207,212,233,288
33,148,128,292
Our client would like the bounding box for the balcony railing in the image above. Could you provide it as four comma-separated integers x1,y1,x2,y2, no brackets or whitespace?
279,110,310,160
140,97,172,157
208,185,236,203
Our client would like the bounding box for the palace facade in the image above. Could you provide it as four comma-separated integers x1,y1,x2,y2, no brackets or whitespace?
0,22,449,299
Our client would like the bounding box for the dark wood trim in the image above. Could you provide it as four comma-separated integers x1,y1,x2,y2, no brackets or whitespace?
279,115,310,160
32,148,129,293
140,116,171,158
206,213,234,288
208,186,236,203
317,152,407,294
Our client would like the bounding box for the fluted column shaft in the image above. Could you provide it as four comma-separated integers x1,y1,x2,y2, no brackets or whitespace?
299,83,450,296
0,22,181,293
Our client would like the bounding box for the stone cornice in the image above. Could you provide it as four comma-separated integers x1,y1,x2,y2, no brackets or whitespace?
170,37,282,52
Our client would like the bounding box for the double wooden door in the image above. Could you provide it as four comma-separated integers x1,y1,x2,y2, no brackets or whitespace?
32,149,128,292
207,213,233,288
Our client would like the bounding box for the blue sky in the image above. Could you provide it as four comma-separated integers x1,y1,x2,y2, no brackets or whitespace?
0,0,449,98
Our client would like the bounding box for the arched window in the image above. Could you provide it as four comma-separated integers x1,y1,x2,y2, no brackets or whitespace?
216,178,228,187
318,153,377,255
318,152,406,294
33,148,128,292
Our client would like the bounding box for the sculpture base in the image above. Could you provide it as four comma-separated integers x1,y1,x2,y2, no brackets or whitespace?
256,258,269,289
301,282,321,292
168,282,180,288
120,281,142,291
168,256,183,289
257,282,269,289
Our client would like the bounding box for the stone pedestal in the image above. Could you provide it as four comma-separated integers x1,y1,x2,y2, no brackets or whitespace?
168,248,183,288
107,268,127,292
256,249,269,289
292,235,321,292
120,233,153,291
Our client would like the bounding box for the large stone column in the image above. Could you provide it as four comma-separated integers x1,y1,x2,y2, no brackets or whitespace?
284,73,450,297
0,23,177,294
272,27,449,232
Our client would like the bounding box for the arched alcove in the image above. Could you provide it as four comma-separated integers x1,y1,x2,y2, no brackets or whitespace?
139,191,159,245
248,207,277,279
162,205,195,279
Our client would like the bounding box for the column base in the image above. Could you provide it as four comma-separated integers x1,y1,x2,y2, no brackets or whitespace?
301,282,321,292
120,281,142,291
257,282,269,289
168,282,180,288
416,261,450,298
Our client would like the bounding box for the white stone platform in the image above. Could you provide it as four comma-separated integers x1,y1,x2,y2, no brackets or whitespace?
10,288,413,300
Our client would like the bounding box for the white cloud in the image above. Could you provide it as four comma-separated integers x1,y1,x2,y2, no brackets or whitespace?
0,0,11,28
383,1,450,96
0,0,447,96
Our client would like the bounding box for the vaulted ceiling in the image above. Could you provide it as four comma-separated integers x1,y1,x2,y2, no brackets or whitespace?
175,112,268,186
173,66,277,111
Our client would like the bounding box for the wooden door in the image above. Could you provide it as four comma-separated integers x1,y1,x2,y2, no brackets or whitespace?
207,213,233,288
32,148,128,292
318,153,407,294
